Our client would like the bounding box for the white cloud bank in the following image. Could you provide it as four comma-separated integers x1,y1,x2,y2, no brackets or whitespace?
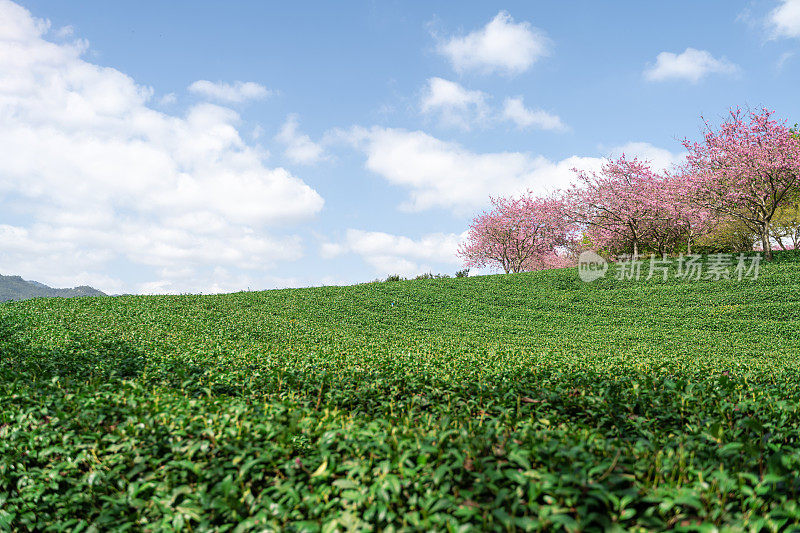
188,79,273,103
321,229,464,277
768,0,800,38
341,127,599,213
436,11,549,75
339,126,684,214
0,0,322,293
644,48,738,83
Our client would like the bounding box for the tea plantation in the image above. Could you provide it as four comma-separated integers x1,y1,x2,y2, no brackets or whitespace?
2,252,800,531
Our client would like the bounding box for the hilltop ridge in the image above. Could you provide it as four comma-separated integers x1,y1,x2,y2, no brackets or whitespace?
0,274,105,303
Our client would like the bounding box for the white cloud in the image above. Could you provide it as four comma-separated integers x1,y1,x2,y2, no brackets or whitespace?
421,78,485,111
0,1,323,293
341,126,605,213
644,48,738,83
420,81,565,132
436,11,549,75
319,242,345,259
136,267,302,295
610,142,686,173
0,221,303,294
52,25,73,39
777,51,795,70
0,0,48,39
339,126,683,214
188,79,272,103
321,229,464,277
275,114,326,164
768,0,800,38
501,96,565,131
420,77,488,130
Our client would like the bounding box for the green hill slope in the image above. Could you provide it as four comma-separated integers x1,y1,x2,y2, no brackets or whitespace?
0,273,105,302
1,252,800,530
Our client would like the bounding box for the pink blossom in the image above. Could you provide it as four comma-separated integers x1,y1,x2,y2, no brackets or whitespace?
681,108,800,260
458,192,575,273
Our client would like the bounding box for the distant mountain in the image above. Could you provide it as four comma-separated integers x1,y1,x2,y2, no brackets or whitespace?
0,274,106,303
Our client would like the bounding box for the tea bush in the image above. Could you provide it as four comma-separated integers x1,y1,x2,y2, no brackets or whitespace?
1,252,800,530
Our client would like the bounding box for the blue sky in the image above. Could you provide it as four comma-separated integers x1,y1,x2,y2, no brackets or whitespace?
1,0,799,293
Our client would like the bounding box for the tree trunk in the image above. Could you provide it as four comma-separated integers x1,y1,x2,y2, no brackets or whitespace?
687,234,692,255
632,239,639,260
760,227,773,261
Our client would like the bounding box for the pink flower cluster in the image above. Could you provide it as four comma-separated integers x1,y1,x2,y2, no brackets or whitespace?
458,194,574,274
681,108,800,260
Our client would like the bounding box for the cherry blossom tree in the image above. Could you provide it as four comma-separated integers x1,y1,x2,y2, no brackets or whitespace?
568,155,665,258
458,193,573,273
682,108,800,260
659,170,713,254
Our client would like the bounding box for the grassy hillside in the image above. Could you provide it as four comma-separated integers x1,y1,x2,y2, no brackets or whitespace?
1,252,800,531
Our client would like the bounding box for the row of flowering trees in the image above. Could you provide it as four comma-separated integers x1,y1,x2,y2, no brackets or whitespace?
459,108,800,272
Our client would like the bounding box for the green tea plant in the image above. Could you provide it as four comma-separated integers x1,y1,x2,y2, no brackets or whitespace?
1,251,800,531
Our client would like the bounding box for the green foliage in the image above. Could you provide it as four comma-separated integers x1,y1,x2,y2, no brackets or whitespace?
2,251,800,530
770,198,800,250
695,217,756,253
455,268,470,278
414,272,450,280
